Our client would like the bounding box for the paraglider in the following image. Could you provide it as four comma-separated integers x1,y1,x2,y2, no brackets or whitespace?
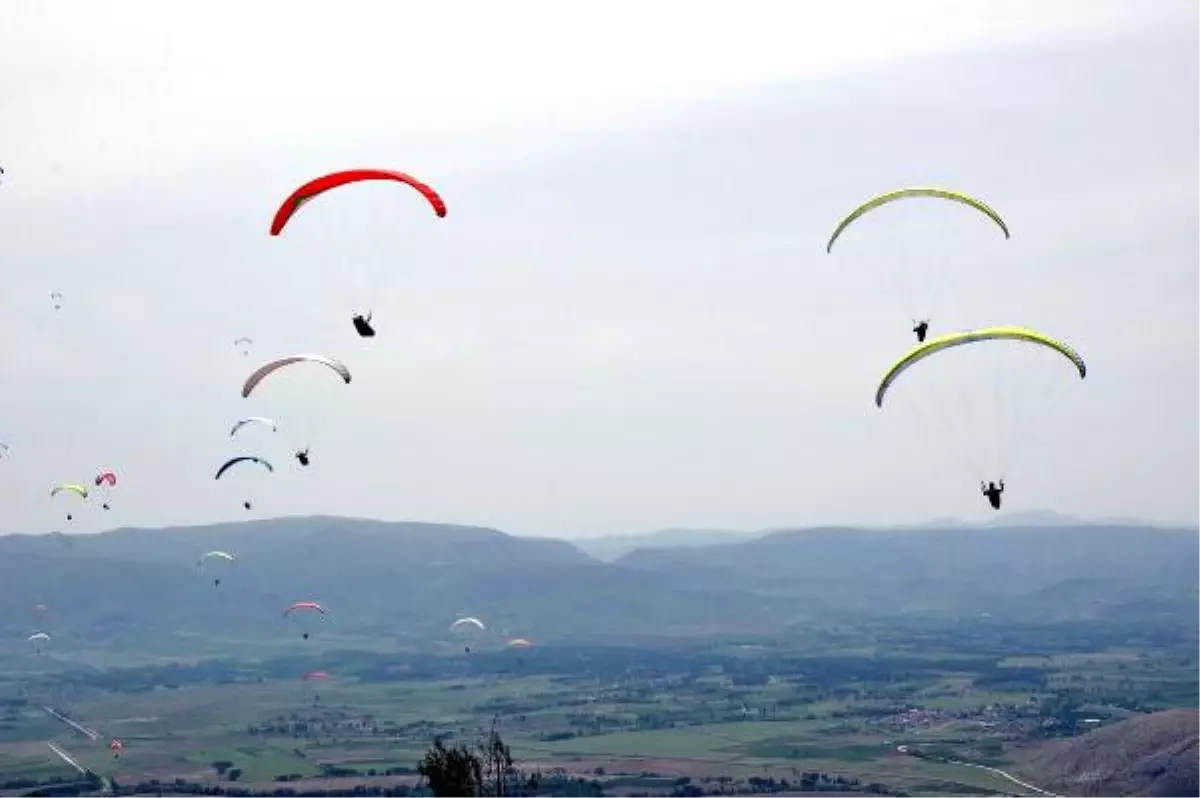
234,336,254,356
241,354,351,399
827,187,1011,341
28,632,50,655
109,738,123,759
875,327,1087,508
94,470,116,510
269,169,447,338
50,483,88,521
302,669,331,703
981,480,1005,510
295,448,310,467
283,601,328,640
506,638,533,649
450,616,486,653
197,550,237,587
50,291,63,311
214,456,274,511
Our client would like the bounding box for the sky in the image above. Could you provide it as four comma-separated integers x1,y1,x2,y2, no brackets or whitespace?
0,1,1196,538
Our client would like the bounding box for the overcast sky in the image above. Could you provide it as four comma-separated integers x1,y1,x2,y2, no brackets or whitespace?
1,1,1196,538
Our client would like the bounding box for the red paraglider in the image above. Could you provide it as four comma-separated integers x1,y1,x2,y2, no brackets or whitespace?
269,169,447,236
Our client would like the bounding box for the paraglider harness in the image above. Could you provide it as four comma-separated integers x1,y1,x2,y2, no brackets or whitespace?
352,312,376,337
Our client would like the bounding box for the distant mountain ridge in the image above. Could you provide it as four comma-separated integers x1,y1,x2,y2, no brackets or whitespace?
568,526,760,561
1,515,1195,659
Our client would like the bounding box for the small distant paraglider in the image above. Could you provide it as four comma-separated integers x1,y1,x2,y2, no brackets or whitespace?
50,483,88,521
450,616,486,653
28,632,50,655
94,470,117,510
197,550,236,587
50,291,64,311
214,455,273,512
234,336,254,356
283,601,328,640
109,738,124,760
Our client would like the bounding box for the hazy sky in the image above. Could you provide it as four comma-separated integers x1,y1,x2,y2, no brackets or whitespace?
1,1,1196,538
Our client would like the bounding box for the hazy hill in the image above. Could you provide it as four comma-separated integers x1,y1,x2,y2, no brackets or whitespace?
569,526,759,561
1021,708,1199,796
615,523,1200,622
1,517,1195,658
0,517,789,654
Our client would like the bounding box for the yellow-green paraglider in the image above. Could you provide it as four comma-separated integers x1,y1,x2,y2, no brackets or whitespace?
827,187,1012,343
50,483,88,522
874,326,1086,512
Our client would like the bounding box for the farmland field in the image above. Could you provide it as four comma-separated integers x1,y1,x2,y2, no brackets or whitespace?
1,631,1194,796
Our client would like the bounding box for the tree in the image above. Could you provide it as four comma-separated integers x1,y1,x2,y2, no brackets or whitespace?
417,720,539,798
479,724,515,797
418,737,481,797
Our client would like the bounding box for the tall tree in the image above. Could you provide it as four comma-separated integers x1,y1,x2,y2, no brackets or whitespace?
418,737,482,797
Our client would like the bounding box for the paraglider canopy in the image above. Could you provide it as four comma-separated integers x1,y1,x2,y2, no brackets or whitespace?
874,326,1086,409
826,187,1010,253
229,417,278,438
241,355,351,399
269,169,447,236
214,456,274,480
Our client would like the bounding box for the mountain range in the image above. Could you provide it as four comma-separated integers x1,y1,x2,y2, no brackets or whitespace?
1,515,1195,659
